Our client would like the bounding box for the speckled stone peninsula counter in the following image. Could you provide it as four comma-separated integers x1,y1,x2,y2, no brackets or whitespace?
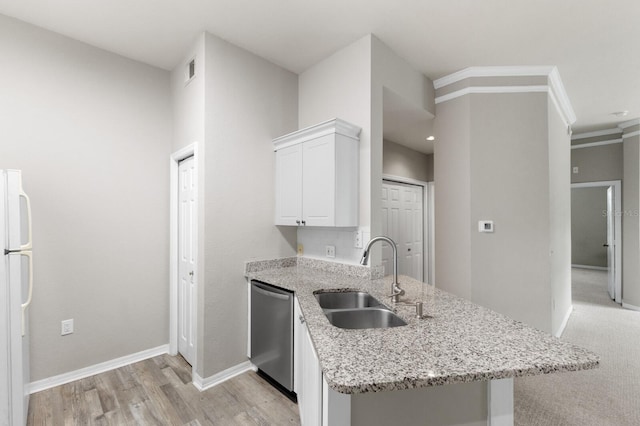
245,257,599,397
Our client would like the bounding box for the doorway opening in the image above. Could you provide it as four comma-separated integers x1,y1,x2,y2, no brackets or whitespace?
381,176,434,284
571,180,621,303
170,143,199,371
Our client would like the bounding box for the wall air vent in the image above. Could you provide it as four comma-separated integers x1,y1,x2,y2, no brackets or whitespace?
185,57,196,85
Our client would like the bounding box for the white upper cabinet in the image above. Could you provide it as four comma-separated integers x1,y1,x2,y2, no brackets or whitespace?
274,118,360,227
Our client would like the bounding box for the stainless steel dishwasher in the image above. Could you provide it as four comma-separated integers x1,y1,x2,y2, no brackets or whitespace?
250,280,294,395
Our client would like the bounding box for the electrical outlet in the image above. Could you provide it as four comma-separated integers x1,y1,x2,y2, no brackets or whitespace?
354,230,363,249
61,319,74,336
325,245,336,258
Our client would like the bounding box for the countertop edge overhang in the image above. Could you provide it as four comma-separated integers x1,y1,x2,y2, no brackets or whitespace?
245,258,600,395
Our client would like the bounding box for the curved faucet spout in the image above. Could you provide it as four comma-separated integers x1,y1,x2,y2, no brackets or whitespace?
360,236,405,302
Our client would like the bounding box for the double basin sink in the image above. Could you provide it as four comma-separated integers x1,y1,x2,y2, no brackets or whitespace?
314,291,407,329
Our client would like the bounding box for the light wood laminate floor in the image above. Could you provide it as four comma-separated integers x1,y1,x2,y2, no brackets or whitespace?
27,354,300,425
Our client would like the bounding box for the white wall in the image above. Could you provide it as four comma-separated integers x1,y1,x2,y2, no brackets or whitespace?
0,14,173,381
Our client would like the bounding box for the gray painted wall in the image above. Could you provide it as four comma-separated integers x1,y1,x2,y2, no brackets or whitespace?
433,97,472,299
571,144,623,183
172,33,298,378
297,35,373,264
468,93,553,333
623,133,640,307
0,15,173,381
383,140,433,182
547,98,572,335
571,187,608,267
202,33,298,377
434,87,571,335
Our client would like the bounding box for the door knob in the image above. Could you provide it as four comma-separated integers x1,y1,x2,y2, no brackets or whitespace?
189,271,194,276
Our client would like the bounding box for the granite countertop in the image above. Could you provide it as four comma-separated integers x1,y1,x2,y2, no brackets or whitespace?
245,257,599,395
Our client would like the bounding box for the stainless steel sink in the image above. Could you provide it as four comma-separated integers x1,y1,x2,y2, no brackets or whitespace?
315,290,407,329
314,291,382,309
323,308,408,329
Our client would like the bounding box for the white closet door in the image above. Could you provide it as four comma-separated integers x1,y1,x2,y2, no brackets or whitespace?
178,156,197,365
381,181,424,282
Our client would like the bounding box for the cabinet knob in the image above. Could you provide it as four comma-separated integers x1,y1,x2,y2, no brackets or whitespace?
299,315,305,324
296,220,301,225
301,220,306,226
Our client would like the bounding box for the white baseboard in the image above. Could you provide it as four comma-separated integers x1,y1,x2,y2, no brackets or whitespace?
571,264,608,271
553,304,573,338
192,361,256,391
28,344,169,394
622,302,640,312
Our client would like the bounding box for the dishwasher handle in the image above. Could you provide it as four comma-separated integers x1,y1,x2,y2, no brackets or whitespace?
252,281,291,301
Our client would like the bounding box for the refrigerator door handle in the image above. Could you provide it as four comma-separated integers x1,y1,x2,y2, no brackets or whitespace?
19,187,32,251
19,250,33,336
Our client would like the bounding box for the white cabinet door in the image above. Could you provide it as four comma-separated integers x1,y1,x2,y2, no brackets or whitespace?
273,119,359,228
275,144,303,226
302,135,335,227
294,297,303,394
299,320,323,426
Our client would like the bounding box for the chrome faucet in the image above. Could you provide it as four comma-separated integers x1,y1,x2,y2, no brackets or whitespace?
359,236,405,302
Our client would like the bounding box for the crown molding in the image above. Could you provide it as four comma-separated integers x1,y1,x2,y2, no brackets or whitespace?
618,118,640,129
435,85,549,104
570,139,623,149
273,118,361,151
433,66,556,89
434,66,576,125
547,67,576,125
571,128,621,140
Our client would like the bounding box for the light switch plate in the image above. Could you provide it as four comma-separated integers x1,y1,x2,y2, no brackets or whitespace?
478,220,494,233
61,319,74,336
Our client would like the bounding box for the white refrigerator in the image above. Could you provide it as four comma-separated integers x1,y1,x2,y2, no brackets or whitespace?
0,170,33,426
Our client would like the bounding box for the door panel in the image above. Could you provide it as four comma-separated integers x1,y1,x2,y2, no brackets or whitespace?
381,181,424,282
607,186,615,300
275,144,303,225
178,156,197,365
302,136,335,226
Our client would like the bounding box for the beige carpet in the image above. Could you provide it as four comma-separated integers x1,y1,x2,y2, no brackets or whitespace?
514,268,640,426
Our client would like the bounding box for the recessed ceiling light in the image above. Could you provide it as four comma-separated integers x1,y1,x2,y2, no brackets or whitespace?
426,136,435,141
612,111,629,117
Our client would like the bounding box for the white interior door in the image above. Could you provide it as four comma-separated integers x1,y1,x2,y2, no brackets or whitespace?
178,156,197,365
381,181,424,282
606,186,615,300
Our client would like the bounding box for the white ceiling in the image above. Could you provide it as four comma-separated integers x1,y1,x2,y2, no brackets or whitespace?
1,0,638,135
